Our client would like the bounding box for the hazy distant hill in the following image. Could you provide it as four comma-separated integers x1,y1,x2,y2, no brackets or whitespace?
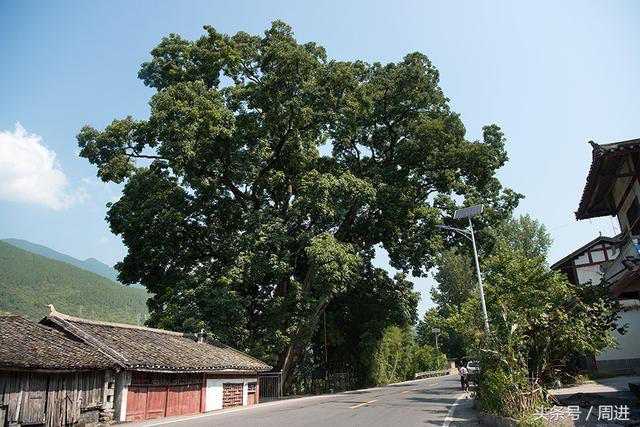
0,241,148,324
2,238,120,283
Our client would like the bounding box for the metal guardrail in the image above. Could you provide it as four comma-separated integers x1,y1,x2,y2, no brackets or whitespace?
414,369,450,379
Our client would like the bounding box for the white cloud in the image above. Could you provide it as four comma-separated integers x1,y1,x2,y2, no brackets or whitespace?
0,123,87,210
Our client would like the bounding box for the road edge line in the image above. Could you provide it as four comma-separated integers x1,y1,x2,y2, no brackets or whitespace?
442,393,466,427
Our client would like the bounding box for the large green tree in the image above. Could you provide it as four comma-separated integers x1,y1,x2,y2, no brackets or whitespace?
78,22,518,387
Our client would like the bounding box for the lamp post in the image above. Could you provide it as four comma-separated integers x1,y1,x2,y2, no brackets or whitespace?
436,204,490,334
432,327,441,369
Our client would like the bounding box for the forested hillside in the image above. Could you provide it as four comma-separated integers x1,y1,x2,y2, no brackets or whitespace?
0,241,148,324
2,238,120,283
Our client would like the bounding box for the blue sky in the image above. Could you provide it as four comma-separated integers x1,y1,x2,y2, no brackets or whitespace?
1,0,639,316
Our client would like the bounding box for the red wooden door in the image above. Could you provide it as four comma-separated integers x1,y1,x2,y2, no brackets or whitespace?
126,386,148,421
166,384,200,417
145,387,168,419
182,383,201,414
126,373,203,421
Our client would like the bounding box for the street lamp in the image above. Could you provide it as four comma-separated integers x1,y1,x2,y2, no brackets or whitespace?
435,204,490,334
432,327,441,369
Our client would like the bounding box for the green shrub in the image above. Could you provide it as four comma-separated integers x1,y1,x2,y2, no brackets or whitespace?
476,368,545,419
371,325,415,385
413,345,447,372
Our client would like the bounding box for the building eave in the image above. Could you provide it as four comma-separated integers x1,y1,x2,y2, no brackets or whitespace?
576,138,640,220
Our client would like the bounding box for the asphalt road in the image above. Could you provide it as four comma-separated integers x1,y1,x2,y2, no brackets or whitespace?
131,374,479,427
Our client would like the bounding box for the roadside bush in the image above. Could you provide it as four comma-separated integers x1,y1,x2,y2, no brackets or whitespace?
413,345,447,372
475,368,545,419
450,245,619,420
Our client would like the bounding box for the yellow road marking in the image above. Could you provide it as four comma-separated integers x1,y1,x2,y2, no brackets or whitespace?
350,399,378,409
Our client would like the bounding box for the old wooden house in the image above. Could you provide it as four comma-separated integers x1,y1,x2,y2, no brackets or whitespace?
1,308,271,426
0,316,117,426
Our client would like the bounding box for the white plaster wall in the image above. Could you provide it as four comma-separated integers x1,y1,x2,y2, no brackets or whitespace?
575,252,590,265
205,378,248,412
597,308,640,361
114,371,132,422
576,265,603,285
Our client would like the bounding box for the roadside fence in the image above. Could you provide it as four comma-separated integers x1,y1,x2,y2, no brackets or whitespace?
259,371,283,402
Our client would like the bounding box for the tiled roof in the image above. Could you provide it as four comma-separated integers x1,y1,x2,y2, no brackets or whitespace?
43,312,271,372
0,315,116,370
576,138,640,220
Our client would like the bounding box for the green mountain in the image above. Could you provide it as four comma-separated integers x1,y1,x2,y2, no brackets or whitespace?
0,241,149,324
2,238,120,283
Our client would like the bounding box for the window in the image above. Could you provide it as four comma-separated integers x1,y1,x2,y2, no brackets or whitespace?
590,250,606,263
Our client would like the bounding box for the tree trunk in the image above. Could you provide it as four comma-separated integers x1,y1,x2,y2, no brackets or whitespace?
278,300,330,391
279,341,304,392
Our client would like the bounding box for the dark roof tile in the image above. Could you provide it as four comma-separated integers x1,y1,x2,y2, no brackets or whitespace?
44,312,270,372
0,315,116,370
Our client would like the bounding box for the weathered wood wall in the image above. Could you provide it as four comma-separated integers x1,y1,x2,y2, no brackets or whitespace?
0,370,108,426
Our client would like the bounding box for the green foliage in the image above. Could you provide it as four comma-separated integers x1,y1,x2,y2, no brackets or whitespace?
450,244,618,418
309,268,420,387
422,249,477,358
431,249,476,309
77,21,519,386
3,238,121,283
367,325,447,386
413,345,448,372
479,247,617,383
488,214,552,260
371,325,416,386
475,368,545,419
0,241,148,324
416,308,458,354
426,215,555,360
439,215,619,419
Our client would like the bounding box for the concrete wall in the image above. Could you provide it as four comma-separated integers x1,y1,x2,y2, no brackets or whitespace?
205,377,254,411
597,304,640,369
114,370,132,422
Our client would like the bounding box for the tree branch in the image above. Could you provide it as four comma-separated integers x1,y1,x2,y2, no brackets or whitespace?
222,169,249,211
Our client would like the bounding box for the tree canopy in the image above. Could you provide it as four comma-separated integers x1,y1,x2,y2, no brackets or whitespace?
78,21,519,387
488,214,552,260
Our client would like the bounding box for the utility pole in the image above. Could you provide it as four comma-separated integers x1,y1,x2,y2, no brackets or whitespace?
435,204,490,334
468,216,490,334
432,328,440,369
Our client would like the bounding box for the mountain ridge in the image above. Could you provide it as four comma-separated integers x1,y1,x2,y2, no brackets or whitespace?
2,238,121,283
0,240,148,324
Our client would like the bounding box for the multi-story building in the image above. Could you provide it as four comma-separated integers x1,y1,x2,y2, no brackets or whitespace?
553,138,640,371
